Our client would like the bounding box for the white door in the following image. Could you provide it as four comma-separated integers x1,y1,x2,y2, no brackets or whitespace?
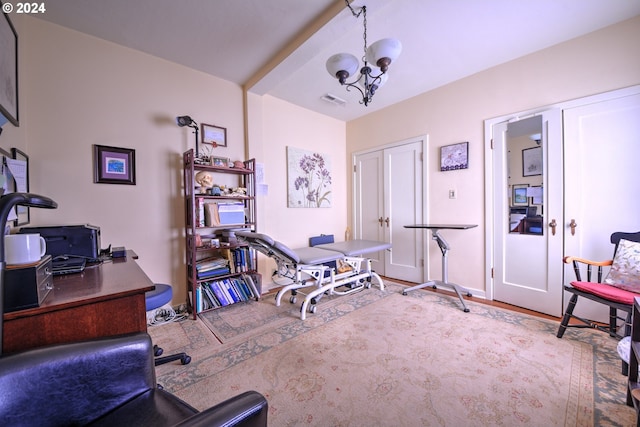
353,140,424,282
492,110,564,317
562,92,640,322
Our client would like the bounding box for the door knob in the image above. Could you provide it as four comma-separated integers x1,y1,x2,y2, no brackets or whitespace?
569,219,577,236
549,219,557,236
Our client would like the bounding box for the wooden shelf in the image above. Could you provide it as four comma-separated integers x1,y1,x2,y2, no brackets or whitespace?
183,149,260,319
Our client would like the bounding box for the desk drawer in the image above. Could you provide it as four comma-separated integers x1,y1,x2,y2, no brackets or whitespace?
4,255,53,312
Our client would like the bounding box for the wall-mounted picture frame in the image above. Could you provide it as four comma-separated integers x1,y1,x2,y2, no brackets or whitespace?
201,123,227,147
440,141,469,171
512,184,529,207
11,148,29,225
0,11,19,126
93,145,136,185
522,146,542,177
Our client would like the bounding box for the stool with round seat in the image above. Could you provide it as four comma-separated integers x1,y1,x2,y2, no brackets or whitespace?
145,284,191,366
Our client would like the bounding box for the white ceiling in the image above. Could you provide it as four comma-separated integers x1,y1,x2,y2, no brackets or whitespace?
34,0,640,121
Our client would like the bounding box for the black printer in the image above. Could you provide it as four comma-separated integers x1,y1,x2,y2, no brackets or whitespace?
19,224,101,262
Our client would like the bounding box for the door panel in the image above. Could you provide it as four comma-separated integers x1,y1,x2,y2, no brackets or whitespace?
492,110,564,317
562,92,640,322
354,151,385,271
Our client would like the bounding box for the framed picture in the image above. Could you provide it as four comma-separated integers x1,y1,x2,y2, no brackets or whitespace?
10,148,29,225
211,156,229,167
201,123,227,147
0,11,19,126
440,142,469,171
522,146,542,177
93,145,136,185
512,184,529,207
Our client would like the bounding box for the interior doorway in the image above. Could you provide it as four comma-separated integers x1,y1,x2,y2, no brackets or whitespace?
353,138,424,282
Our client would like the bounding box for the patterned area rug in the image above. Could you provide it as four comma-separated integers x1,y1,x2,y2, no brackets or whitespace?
149,282,635,426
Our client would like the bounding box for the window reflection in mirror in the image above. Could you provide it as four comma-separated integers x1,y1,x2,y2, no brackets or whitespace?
506,116,544,235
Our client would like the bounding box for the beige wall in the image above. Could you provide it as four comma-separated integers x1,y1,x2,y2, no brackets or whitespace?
1,16,347,304
346,16,640,294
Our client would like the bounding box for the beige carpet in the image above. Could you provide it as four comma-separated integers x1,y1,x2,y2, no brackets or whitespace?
148,282,636,426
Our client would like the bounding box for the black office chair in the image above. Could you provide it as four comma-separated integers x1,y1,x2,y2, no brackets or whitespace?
146,283,191,365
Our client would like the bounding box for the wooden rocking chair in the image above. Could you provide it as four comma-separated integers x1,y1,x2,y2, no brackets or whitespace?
557,231,640,374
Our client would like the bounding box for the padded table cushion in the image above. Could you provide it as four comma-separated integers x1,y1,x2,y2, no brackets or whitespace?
292,246,342,264
317,240,391,256
570,281,639,305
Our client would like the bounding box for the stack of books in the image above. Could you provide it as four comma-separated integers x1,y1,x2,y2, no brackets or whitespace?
196,257,230,280
195,274,260,312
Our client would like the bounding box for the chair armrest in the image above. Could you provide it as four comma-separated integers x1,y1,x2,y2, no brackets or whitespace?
174,391,268,427
564,256,613,283
563,256,612,267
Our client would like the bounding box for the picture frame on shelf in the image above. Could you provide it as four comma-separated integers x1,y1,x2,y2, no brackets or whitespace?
201,123,227,147
512,184,529,207
93,145,136,185
11,148,29,226
0,11,19,126
212,156,229,167
522,146,542,177
440,141,469,171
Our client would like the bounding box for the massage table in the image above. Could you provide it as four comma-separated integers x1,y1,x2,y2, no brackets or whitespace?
235,231,390,320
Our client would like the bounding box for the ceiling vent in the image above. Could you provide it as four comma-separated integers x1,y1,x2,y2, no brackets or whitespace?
321,93,347,106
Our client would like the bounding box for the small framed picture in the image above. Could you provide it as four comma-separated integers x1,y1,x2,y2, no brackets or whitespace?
212,156,229,167
201,123,227,147
512,184,529,207
522,146,542,177
440,142,469,171
93,145,136,185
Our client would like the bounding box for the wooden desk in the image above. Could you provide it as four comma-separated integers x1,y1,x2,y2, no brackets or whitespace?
2,251,154,354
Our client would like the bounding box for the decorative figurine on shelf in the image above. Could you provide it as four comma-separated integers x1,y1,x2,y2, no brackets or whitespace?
210,186,222,196
230,187,247,196
194,171,213,194
233,160,245,169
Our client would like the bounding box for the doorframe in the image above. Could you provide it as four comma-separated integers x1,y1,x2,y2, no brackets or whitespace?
484,84,640,303
352,134,429,282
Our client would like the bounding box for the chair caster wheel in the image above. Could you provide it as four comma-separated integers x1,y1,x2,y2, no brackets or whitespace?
290,296,297,304
463,308,470,313
181,355,192,365
466,292,472,297
309,305,317,314
153,345,163,357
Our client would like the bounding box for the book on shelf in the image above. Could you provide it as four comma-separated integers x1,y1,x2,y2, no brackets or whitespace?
207,281,230,306
197,267,231,280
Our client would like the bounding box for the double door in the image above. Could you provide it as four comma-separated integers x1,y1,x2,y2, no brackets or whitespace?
353,139,424,282
490,88,640,318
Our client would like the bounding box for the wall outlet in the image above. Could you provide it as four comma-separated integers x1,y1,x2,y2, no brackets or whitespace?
449,189,457,199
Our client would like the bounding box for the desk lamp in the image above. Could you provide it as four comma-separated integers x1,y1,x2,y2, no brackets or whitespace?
0,193,57,355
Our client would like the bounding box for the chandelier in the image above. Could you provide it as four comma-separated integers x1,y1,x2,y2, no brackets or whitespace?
325,1,402,106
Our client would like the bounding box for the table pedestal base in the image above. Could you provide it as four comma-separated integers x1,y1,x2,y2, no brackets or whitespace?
401,225,476,312
402,280,472,312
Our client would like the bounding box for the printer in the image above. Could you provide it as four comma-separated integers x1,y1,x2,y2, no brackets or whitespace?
19,224,101,262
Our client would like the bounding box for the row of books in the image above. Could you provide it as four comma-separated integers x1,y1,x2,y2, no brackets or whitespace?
195,275,259,312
